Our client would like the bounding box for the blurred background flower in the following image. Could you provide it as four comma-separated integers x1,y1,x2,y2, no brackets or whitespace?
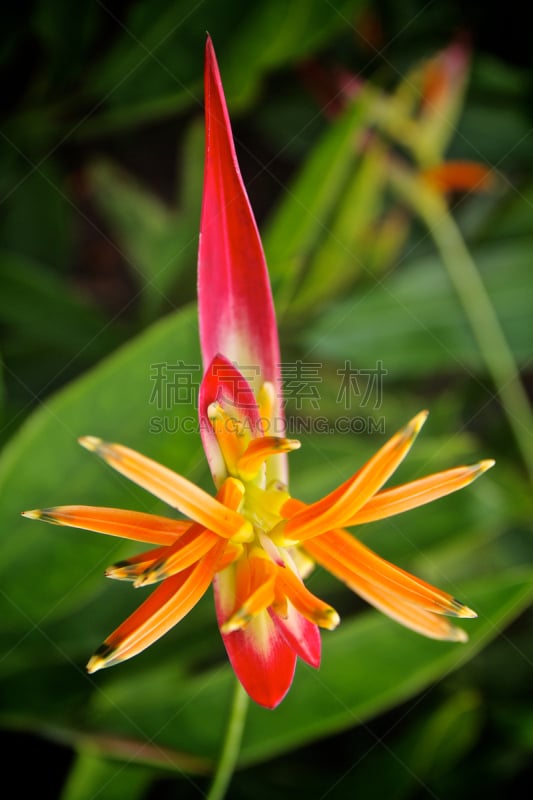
1,1,532,798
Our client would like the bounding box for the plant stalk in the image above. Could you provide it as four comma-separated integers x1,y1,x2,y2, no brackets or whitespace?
206,679,249,800
392,165,533,481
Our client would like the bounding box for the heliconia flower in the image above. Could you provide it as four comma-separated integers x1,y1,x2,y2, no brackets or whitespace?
22,37,494,709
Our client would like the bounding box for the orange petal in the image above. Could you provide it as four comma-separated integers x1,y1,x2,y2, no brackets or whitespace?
216,476,246,511
306,529,476,619
221,573,277,633
105,546,172,581
306,536,468,640
347,460,495,525
207,400,251,475
276,565,340,630
344,572,468,641
134,526,220,587
87,539,226,672
21,505,189,546
78,437,253,542
279,411,428,542
216,542,244,571
232,555,273,611
237,437,300,480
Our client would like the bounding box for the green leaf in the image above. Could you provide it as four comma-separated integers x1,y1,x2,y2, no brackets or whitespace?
0,304,204,631
0,250,125,440
305,237,533,376
0,250,118,357
454,56,533,169
220,0,368,106
32,0,99,93
61,751,153,800
0,301,528,771
343,689,483,799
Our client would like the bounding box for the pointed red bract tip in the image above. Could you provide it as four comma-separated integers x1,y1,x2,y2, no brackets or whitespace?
199,36,287,483
198,36,281,397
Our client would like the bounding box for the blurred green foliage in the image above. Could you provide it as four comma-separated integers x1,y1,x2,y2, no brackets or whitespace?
1,1,532,798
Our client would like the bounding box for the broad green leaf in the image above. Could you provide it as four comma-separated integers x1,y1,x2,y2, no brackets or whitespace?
0,251,119,359
475,182,533,241
0,251,125,440
304,238,533,376
343,690,482,799
221,0,367,106
0,304,205,631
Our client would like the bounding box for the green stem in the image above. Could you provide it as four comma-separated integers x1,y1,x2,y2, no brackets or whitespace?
392,165,533,481
206,679,249,800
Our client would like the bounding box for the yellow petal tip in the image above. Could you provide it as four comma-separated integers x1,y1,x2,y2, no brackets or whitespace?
477,458,495,473
449,626,469,643
285,439,301,451
21,508,62,524
323,608,341,630
86,642,115,673
451,599,477,619
86,656,104,674
411,409,429,434
79,435,103,453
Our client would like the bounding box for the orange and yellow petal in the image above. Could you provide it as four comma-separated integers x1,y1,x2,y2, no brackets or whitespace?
78,437,252,542
87,539,226,673
276,564,340,630
346,459,494,525
305,529,474,640
105,545,174,581
279,412,428,542
133,526,221,587
21,505,189,546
